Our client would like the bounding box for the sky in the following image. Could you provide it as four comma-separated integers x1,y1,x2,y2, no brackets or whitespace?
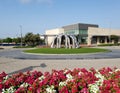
0,0,120,38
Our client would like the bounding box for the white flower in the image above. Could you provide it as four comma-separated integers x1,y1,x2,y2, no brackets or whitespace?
3,75,9,83
2,86,16,93
109,71,113,74
78,71,83,76
89,84,99,93
64,69,68,74
38,75,45,81
59,81,66,87
20,83,29,88
95,72,104,79
115,68,120,72
66,73,73,81
46,85,56,93
95,71,105,86
3,75,9,80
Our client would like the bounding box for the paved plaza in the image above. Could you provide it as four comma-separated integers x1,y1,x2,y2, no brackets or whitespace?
0,46,120,75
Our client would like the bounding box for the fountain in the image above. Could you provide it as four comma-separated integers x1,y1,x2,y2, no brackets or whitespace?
51,34,79,48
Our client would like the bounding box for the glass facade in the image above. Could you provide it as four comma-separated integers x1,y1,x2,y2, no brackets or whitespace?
78,29,88,44
64,29,79,35
77,35,88,44
64,29,88,44
62,23,98,44
79,29,88,35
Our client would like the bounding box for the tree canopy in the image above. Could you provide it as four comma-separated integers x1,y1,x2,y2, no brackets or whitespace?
3,37,12,43
110,35,119,44
24,32,41,46
0,32,44,46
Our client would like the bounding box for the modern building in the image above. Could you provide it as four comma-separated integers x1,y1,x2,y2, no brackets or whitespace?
45,23,120,46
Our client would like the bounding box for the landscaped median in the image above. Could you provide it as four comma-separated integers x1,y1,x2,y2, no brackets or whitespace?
24,48,109,54
0,67,120,93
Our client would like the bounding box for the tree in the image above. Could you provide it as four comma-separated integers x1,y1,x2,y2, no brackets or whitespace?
110,35,119,44
3,37,12,43
33,34,41,45
24,32,33,46
0,39,2,44
12,37,21,44
24,32,41,46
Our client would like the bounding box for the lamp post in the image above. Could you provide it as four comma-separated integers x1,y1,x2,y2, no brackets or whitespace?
20,25,22,47
109,22,111,43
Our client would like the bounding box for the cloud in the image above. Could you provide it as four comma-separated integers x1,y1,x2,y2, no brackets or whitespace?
19,0,53,4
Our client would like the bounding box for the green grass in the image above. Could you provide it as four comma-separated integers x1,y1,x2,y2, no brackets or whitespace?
24,48,109,54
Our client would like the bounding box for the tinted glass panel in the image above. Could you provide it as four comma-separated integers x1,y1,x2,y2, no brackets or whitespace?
79,29,88,35
65,30,79,35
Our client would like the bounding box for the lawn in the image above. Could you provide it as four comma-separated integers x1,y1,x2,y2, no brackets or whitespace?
24,47,109,54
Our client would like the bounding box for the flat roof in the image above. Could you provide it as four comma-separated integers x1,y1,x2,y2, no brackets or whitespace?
62,23,99,30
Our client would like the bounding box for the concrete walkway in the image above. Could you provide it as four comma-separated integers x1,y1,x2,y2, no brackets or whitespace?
0,57,120,75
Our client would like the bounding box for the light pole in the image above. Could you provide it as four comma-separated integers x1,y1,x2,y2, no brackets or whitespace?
20,25,22,47
109,22,111,43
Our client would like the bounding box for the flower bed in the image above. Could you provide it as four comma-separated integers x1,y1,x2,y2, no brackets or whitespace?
0,67,120,93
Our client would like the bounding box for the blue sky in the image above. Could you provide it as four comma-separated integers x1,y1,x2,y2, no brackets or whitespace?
0,0,120,38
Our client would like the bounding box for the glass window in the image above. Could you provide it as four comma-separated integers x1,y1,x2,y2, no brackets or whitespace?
77,35,87,44
65,29,79,35
79,29,88,35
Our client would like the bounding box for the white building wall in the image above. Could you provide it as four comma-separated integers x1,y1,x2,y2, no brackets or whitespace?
88,27,120,36
88,27,120,45
45,28,64,45
45,26,120,46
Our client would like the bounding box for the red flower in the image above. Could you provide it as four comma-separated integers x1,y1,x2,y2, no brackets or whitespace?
71,84,78,93
0,67,120,93
80,88,89,93
0,83,3,90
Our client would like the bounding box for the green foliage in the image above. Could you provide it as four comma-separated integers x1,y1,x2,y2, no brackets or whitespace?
0,32,44,46
12,37,21,44
24,48,109,54
3,37,12,43
1,37,22,44
24,32,41,46
98,43,120,46
110,35,119,44
0,39,2,43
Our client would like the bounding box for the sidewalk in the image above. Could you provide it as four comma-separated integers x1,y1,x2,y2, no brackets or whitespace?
0,57,120,75
0,46,13,49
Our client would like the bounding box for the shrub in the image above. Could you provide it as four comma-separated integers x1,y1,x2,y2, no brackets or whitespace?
98,43,120,46
0,67,120,93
